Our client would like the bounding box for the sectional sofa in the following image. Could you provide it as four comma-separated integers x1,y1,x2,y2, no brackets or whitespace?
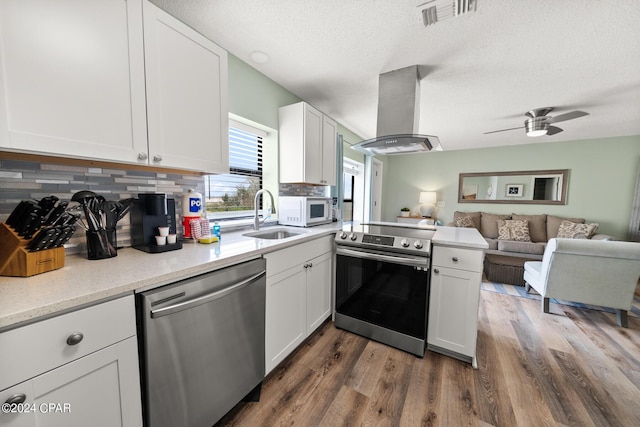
447,211,613,285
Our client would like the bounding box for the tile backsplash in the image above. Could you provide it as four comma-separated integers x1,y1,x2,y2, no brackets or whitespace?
279,183,328,197
1,158,329,254
0,158,205,254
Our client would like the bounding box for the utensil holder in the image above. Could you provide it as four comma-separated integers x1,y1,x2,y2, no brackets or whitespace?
86,228,117,260
0,223,65,277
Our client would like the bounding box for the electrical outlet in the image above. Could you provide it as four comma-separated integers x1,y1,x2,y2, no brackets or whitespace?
437,201,445,208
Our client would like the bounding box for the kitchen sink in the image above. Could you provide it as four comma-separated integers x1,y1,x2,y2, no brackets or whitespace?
242,227,308,240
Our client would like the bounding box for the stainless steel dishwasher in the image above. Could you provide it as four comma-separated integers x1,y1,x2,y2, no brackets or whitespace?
137,257,266,427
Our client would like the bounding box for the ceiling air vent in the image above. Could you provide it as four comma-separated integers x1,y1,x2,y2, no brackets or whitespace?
419,0,478,27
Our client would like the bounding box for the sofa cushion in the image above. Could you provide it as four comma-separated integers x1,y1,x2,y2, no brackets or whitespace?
485,238,499,250
557,220,599,239
455,215,477,228
480,212,511,238
547,215,585,239
453,211,481,230
498,240,546,255
497,219,532,242
512,214,547,242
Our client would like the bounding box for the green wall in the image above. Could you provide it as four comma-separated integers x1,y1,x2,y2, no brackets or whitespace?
339,125,366,163
381,135,640,238
228,53,366,162
228,54,301,129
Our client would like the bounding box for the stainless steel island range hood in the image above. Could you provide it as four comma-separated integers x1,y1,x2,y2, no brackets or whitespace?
352,65,441,155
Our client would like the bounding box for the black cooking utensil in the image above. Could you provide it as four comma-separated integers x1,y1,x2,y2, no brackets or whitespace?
117,198,135,222
71,190,98,203
102,200,121,229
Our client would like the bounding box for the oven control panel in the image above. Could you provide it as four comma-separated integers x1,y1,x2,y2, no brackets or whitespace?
336,231,430,255
362,234,394,246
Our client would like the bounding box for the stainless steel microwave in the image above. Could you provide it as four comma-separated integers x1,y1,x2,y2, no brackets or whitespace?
278,196,332,227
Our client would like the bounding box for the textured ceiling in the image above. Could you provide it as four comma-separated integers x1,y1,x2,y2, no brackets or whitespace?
151,0,640,151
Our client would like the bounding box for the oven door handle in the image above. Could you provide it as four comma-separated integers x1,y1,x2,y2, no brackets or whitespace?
336,247,429,268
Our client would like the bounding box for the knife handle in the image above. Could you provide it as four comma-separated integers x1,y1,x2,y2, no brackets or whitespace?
6,201,30,226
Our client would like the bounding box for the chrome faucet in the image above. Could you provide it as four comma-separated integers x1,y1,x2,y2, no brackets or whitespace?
253,189,276,230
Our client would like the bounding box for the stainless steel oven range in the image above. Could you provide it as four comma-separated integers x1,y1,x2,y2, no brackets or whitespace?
334,223,435,356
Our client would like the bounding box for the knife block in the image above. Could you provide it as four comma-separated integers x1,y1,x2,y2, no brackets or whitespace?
0,223,65,277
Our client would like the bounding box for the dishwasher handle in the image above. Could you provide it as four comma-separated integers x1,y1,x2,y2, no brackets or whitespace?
150,270,266,319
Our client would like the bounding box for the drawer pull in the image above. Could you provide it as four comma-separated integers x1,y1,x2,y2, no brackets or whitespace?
66,332,84,346
452,257,459,262
434,268,439,274
5,394,26,405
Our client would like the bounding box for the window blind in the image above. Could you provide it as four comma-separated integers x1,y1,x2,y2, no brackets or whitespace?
205,121,265,215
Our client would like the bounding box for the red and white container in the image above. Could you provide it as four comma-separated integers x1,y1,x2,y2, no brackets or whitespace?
182,189,203,238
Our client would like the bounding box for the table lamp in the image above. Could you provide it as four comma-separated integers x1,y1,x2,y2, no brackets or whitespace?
419,191,437,217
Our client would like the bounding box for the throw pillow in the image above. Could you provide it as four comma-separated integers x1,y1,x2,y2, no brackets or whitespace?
547,215,585,239
455,216,476,228
557,220,599,239
453,211,481,229
511,214,547,242
497,219,532,242
480,213,511,238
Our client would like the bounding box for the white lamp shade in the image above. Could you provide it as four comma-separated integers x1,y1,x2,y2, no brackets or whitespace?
419,191,437,205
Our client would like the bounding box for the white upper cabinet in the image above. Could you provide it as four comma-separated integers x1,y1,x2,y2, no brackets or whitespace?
143,1,228,173
279,102,337,185
0,0,229,174
321,114,337,186
0,0,147,163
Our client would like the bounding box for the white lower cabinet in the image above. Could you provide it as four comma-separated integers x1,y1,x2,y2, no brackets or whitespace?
264,235,333,374
427,245,483,367
0,296,142,427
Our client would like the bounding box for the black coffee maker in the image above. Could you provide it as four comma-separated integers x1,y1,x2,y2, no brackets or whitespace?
131,193,182,253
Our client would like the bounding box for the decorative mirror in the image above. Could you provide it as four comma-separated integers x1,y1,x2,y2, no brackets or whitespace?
458,169,569,205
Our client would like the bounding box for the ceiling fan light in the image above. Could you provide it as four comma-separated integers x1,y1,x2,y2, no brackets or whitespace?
525,117,548,137
527,129,548,137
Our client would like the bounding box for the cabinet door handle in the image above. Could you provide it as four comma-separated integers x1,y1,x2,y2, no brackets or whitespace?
452,257,459,262
153,155,163,163
303,263,309,269
434,268,439,274
66,332,84,346
4,394,26,405
308,262,313,268
137,152,148,161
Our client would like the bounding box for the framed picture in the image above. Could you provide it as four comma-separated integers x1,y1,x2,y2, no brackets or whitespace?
506,184,523,197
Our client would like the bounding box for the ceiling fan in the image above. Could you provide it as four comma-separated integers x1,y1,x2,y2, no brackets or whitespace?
484,107,589,137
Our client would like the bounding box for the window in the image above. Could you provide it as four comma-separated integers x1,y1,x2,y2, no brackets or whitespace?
204,120,266,220
343,172,354,202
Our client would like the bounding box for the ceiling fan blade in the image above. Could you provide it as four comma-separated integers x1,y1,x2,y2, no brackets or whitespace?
483,126,524,135
546,126,563,136
547,110,588,124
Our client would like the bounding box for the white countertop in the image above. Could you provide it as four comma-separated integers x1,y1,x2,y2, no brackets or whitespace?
348,221,488,250
0,223,341,330
0,222,486,330
432,226,489,250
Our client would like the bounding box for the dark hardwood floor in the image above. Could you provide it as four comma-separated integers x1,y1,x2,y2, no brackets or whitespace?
218,288,640,426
